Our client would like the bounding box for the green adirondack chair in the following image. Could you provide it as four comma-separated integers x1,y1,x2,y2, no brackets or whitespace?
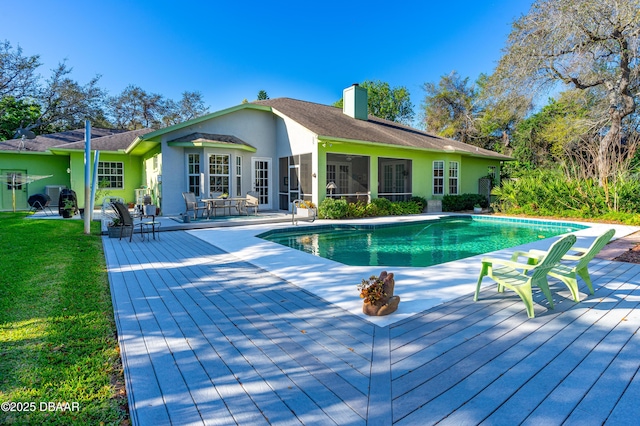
474,234,577,318
517,229,615,302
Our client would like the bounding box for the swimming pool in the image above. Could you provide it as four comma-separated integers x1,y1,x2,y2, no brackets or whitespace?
258,216,588,267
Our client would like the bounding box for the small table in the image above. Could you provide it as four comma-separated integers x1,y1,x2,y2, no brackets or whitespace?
139,214,160,241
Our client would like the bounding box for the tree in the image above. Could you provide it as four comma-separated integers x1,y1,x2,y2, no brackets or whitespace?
0,40,40,99
334,80,415,125
36,62,108,133
423,71,477,143
422,72,529,151
509,92,591,169
257,90,269,100
490,0,640,185
162,91,210,126
0,96,41,140
108,85,165,129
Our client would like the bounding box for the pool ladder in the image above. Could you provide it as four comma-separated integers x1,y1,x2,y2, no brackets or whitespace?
291,199,316,225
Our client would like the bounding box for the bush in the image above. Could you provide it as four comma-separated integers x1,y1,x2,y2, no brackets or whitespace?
318,198,349,219
442,193,489,211
490,169,640,223
318,197,424,219
410,196,427,211
370,197,392,215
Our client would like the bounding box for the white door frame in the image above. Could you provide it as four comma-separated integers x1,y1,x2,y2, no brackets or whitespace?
251,157,272,209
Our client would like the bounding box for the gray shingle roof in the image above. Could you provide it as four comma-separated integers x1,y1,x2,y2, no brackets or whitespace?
168,132,255,149
254,98,510,159
60,128,155,151
0,128,153,152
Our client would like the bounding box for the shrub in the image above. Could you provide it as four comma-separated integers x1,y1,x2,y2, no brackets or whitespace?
318,198,349,219
442,193,488,211
370,197,392,215
318,197,424,219
410,196,427,211
490,169,640,222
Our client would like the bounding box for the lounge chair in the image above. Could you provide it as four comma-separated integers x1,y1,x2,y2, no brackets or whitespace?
474,233,577,318
182,192,207,219
515,229,615,302
111,201,135,242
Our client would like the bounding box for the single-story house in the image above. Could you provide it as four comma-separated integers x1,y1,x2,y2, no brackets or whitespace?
0,128,154,211
0,84,510,214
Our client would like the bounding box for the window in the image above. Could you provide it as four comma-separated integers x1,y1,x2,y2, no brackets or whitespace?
209,154,230,194
433,161,444,195
187,154,201,196
98,161,124,189
449,161,459,195
6,172,22,190
235,156,242,197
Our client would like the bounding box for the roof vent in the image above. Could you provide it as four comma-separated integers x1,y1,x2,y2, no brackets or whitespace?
343,84,368,120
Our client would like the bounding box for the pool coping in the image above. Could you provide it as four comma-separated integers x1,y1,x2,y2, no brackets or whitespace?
187,213,640,327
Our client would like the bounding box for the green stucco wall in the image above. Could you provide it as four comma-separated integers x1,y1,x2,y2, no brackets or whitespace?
317,139,501,203
68,151,143,208
0,152,70,210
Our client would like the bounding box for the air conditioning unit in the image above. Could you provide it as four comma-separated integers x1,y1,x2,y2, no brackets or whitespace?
45,185,66,207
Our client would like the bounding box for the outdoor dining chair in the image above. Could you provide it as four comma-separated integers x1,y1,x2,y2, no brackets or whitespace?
111,201,135,242
474,233,577,318
182,192,207,219
513,229,615,302
244,192,259,215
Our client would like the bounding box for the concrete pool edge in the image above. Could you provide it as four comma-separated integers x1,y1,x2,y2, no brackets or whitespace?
187,214,640,327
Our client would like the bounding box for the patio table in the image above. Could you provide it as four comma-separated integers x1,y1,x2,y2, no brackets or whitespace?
201,197,247,218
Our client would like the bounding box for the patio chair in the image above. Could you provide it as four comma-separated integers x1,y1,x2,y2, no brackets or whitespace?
111,201,135,242
182,192,207,219
244,192,259,215
474,233,577,318
515,229,615,302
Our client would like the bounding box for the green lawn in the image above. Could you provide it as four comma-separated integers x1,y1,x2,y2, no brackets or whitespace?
0,213,128,425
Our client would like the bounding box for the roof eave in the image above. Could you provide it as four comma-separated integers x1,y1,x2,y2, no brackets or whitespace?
317,136,513,160
49,148,126,155
167,141,257,152
0,149,55,155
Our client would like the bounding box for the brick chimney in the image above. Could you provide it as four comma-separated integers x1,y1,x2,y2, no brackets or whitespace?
343,84,368,120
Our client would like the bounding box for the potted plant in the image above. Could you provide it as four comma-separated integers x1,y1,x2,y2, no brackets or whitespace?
473,204,483,213
296,200,317,217
61,199,75,218
358,271,400,316
107,217,132,238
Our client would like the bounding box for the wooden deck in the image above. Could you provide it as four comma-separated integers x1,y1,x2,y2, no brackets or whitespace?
104,230,640,425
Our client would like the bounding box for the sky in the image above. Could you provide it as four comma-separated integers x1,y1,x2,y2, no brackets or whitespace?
4,0,533,117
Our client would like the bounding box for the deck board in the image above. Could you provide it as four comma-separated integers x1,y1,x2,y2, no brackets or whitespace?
103,230,640,425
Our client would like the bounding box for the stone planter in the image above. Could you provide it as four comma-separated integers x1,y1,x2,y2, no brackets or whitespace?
362,271,401,316
296,207,316,218
108,226,132,239
473,207,482,213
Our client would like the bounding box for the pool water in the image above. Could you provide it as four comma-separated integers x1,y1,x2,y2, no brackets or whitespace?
259,217,587,267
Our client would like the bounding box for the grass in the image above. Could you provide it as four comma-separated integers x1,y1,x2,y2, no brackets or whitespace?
0,213,128,425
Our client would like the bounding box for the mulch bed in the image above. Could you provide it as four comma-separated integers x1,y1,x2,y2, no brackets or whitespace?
614,244,640,264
